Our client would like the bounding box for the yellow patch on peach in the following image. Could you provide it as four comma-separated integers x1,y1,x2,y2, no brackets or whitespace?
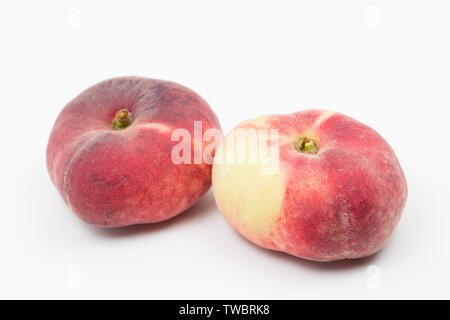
238,115,271,128
212,127,285,249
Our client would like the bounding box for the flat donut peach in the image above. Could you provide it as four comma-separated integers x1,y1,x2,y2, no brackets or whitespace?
47,77,221,227
212,110,407,261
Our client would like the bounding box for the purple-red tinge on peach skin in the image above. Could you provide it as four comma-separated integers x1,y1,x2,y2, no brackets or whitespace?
212,110,407,262
47,77,222,227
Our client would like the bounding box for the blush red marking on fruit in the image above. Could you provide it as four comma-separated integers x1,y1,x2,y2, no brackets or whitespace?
47,77,221,226
274,111,407,261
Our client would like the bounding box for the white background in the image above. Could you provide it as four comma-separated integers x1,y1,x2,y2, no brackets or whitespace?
1,0,449,299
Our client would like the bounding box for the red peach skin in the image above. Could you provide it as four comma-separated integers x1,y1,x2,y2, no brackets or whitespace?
212,110,407,261
47,77,221,227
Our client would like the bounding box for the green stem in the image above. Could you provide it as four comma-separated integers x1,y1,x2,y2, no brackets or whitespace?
294,137,318,154
112,109,133,130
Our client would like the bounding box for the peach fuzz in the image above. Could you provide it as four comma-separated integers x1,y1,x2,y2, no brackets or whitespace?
47,77,221,227
212,110,407,261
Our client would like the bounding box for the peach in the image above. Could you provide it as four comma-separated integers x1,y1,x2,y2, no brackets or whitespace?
47,77,221,227
212,110,407,261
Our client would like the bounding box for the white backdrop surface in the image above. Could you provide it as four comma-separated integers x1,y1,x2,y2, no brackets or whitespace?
1,0,449,299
